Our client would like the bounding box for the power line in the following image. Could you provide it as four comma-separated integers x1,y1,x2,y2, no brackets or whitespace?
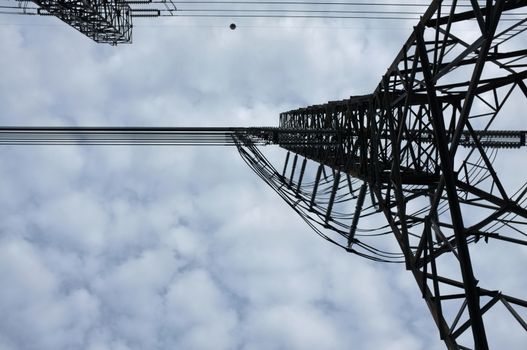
1,0,524,22
0,126,346,146
156,9,428,14
157,14,418,19
135,0,471,6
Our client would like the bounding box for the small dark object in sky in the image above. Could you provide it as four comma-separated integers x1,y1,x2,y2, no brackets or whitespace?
230,23,236,30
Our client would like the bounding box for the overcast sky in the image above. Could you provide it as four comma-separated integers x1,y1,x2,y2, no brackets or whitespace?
0,3,525,350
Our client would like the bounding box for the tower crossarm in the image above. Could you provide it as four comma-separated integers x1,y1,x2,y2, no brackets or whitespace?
26,0,178,44
279,95,526,185
33,0,133,44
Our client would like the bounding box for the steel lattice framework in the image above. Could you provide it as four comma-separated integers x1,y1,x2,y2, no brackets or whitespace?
32,0,133,43
236,1,527,348
1,0,526,348
16,0,177,44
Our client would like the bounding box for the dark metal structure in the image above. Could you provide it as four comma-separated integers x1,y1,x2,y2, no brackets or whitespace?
31,0,134,44
1,0,526,348
239,1,527,348
9,0,177,44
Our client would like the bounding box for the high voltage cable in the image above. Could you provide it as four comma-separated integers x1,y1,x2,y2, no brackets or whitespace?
0,0,474,5
156,14,418,19
0,127,344,146
1,0,524,20
0,10,428,20
2,12,523,20
0,127,249,146
0,5,450,15
151,12,525,19
156,9,429,14
235,137,405,263
131,0,472,6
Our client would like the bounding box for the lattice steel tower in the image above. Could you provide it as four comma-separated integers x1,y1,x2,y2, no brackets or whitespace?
248,2,527,348
2,0,527,348
255,1,527,347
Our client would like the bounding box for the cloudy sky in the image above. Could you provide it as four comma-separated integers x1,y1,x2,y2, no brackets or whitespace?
0,2,525,349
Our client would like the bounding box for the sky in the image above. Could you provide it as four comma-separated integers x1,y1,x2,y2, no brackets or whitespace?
0,2,525,350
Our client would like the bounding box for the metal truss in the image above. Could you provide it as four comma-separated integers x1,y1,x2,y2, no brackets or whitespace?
32,0,133,44
236,1,527,348
24,0,177,44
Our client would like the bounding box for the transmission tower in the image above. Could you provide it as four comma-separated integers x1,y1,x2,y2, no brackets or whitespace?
2,0,527,348
246,1,527,348
247,2,527,348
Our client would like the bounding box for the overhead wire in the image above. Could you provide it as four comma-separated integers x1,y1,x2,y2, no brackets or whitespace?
1,0,524,21
0,128,248,145
234,135,406,262
141,1,466,6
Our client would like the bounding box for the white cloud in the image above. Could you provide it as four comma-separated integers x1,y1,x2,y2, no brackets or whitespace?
242,303,343,350
0,238,100,350
164,269,238,350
